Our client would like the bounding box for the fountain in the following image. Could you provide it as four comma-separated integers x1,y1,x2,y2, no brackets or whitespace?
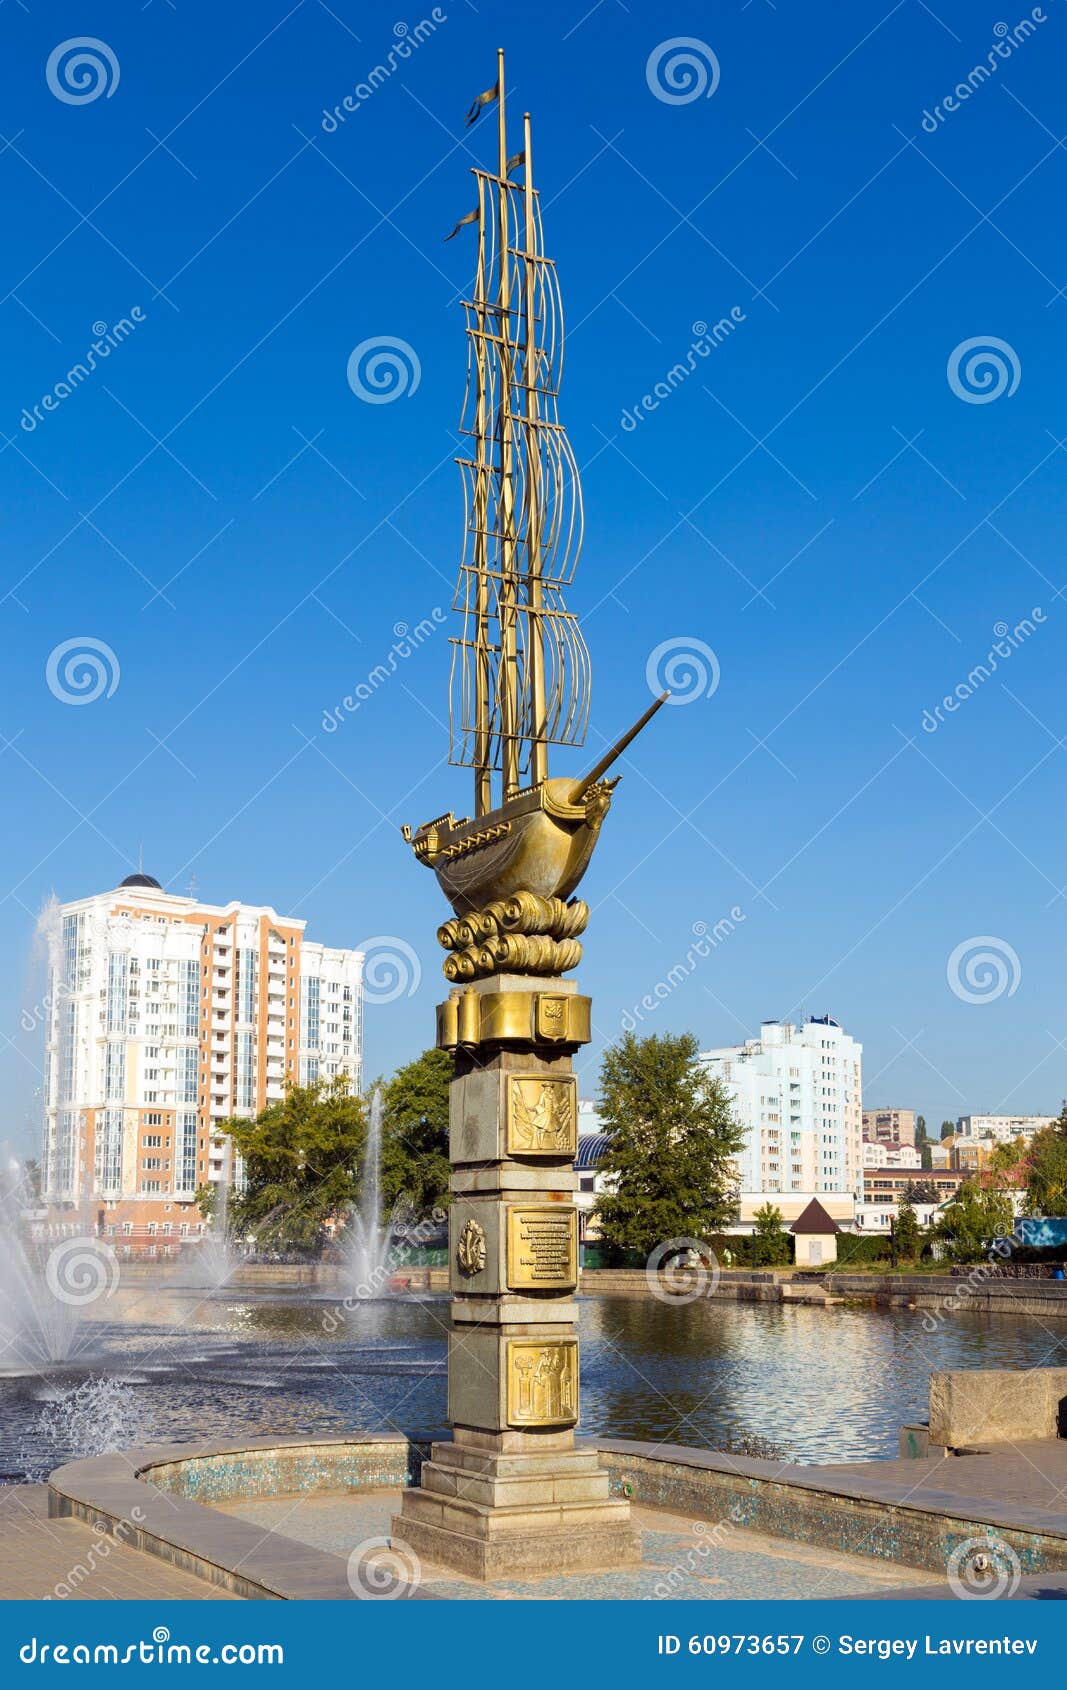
340,1089,395,1300
176,1140,236,1291
0,1155,96,1373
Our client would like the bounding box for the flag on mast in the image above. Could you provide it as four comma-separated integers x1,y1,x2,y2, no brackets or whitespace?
465,83,498,126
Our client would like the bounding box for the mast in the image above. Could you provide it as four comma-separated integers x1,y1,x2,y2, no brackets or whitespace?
523,110,547,788
472,169,492,818
447,50,591,807
495,47,520,803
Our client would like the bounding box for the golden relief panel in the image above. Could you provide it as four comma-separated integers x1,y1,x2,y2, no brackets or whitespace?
506,1205,577,1290
505,1073,577,1157
506,1339,579,1427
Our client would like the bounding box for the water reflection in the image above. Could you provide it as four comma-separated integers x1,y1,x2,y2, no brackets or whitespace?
4,1286,1066,1480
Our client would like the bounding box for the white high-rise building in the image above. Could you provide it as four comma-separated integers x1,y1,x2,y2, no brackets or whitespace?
41,873,363,1256
955,1114,1053,1143
701,1016,863,1203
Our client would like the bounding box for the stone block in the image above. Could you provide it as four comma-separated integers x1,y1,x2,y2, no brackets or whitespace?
449,1197,578,1297
390,1500,641,1579
451,1297,581,1327
447,1327,580,1433
449,1065,578,1165
929,1366,1067,1446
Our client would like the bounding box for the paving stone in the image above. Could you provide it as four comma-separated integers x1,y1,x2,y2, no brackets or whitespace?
0,1486,240,1601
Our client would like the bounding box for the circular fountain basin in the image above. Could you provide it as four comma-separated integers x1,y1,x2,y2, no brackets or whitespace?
46,1432,1020,1602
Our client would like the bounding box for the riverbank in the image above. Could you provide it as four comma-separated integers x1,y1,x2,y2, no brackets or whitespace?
116,1261,1067,1317
579,1267,1067,1318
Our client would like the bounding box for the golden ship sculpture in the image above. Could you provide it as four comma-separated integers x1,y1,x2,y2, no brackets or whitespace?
403,49,666,983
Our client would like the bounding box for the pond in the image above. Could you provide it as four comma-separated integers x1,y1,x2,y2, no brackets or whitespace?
4,1286,1065,1481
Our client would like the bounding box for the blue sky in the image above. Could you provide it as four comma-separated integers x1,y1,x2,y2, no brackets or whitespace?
3,0,1067,1148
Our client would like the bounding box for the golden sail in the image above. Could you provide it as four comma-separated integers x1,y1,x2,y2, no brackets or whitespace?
403,49,666,982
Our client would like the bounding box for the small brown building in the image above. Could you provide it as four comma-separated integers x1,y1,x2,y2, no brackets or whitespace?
790,1198,840,1266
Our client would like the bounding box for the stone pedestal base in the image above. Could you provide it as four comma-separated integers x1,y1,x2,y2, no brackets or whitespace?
392,1437,642,1580
408,971,641,1580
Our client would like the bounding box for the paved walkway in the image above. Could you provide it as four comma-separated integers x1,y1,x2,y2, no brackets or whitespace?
0,1486,240,1601
820,1440,1067,1529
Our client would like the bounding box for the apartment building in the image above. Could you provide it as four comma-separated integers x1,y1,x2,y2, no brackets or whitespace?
955,1114,1053,1144
861,1140,921,1170
701,1015,864,1201
41,873,364,1255
862,1168,960,1205
862,1108,916,1146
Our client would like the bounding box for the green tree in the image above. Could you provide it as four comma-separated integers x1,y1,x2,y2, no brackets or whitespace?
1023,1105,1067,1217
940,1119,955,1140
752,1201,791,1266
595,1030,744,1258
919,1141,933,1171
221,1076,366,1253
381,1047,452,1219
915,1115,927,1142
894,1198,922,1262
932,1179,1014,1264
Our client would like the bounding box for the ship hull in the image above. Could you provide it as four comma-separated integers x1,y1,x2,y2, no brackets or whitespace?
410,778,608,916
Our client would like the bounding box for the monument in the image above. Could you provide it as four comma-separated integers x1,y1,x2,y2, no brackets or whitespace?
392,49,664,1579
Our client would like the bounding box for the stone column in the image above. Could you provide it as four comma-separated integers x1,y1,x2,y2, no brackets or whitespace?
392,973,641,1580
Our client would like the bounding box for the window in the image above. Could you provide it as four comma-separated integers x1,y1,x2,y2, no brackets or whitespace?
177,1112,198,1194
95,1109,123,1193
179,1046,197,1105
143,1135,162,1148
236,1031,254,1110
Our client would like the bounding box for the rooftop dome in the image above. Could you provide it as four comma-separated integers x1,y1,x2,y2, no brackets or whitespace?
119,872,163,890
